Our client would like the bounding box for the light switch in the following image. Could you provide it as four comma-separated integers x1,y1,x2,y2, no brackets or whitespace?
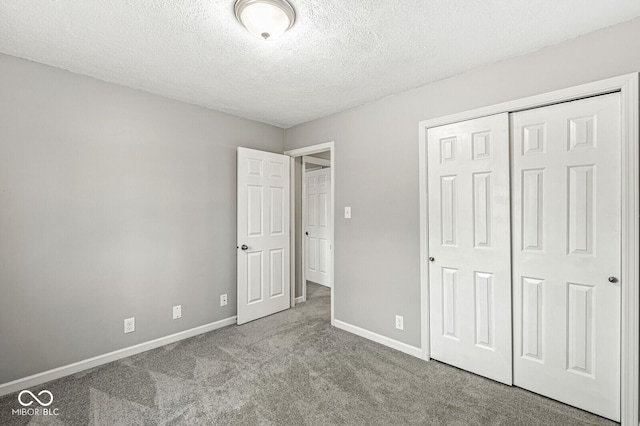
344,207,351,219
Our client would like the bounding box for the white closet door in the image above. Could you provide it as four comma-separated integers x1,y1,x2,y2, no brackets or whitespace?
306,167,331,287
511,93,621,421
427,113,512,385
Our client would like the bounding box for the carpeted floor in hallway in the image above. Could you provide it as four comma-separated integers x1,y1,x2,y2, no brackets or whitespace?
0,283,615,425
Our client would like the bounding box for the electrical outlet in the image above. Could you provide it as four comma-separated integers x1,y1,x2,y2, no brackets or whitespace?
395,315,404,331
124,317,135,334
220,294,228,307
173,305,182,320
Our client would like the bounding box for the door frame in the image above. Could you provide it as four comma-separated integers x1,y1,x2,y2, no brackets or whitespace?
301,155,332,301
284,142,336,325
418,73,639,426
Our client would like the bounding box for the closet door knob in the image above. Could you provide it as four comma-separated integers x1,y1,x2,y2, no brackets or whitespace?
608,276,618,283
429,257,435,262
241,244,248,251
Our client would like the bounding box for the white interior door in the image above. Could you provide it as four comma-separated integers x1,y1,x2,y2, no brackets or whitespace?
305,167,331,287
511,93,621,421
237,148,290,325
427,113,513,385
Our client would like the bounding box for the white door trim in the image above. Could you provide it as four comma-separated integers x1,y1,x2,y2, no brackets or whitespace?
418,73,639,426
301,157,307,302
285,142,336,326
301,156,332,300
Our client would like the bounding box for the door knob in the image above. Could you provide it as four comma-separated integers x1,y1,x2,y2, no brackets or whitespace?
608,276,618,283
429,257,435,262
305,232,308,236
241,244,248,251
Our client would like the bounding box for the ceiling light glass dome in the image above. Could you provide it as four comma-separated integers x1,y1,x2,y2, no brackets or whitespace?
234,0,296,41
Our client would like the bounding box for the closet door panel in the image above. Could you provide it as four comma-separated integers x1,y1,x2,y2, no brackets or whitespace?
427,113,512,385
511,93,621,421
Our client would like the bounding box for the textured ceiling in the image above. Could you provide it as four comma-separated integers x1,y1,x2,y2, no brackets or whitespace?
1,1,640,128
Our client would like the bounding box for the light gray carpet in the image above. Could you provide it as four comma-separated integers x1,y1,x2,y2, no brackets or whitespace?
1,283,615,425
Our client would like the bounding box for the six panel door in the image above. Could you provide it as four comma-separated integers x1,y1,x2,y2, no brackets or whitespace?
306,167,332,287
427,113,513,385
237,147,291,325
511,93,621,421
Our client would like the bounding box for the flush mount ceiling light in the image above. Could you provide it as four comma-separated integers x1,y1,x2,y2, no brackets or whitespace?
234,0,296,41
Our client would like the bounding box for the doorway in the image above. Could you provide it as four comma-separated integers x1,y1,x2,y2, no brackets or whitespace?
302,154,332,293
284,142,335,326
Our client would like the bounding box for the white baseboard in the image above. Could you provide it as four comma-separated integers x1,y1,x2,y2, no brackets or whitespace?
333,319,423,359
295,296,304,304
0,316,237,397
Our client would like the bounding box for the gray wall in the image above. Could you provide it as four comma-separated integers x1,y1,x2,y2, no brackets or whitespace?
0,54,284,384
284,17,640,348
307,151,331,161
